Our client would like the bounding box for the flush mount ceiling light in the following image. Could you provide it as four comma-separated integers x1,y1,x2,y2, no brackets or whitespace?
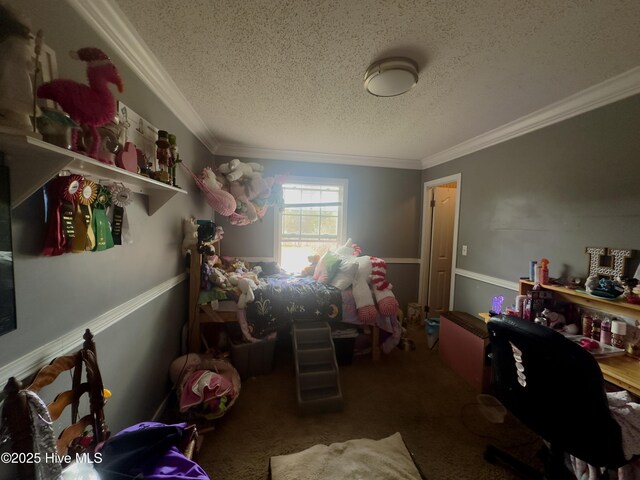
364,57,419,97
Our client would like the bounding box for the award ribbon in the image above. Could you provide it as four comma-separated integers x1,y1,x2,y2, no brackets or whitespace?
72,179,98,252
42,174,82,256
91,185,114,251
110,184,133,245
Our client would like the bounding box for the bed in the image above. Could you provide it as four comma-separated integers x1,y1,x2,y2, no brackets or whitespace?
243,273,343,338
186,242,401,359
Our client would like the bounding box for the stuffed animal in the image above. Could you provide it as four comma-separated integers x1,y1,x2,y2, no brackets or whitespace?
200,252,231,290
585,275,600,293
228,273,258,308
541,308,566,329
182,217,199,256
200,254,218,291
218,158,264,182
335,239,399,323
200,167,237,216
37,47,124,159
227,174,276,225
211,266,231,289
301,255,320,276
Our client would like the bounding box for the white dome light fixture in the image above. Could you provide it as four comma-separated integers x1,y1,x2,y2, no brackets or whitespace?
364,57,419,97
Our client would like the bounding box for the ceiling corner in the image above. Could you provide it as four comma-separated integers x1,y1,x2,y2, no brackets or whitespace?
422,66,640,170
216,144,423,170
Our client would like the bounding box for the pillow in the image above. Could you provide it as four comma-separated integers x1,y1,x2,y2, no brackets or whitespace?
330,258,359,290
313,251,342,283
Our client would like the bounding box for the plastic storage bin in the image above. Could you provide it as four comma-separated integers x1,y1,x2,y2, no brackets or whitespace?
229,336,277,380
331,326,359,365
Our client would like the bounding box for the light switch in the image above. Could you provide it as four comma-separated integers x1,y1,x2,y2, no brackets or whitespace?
462,245,468,256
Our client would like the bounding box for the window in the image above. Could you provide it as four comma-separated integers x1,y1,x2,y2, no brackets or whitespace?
275,177,347,274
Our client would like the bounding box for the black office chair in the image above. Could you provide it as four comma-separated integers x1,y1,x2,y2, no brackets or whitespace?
485,315,627,479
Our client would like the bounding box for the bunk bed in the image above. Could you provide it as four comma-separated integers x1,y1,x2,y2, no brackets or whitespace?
186,242,401,360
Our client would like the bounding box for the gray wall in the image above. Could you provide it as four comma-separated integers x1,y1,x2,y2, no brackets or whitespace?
1,0,213,440
423,94,640,315
215,155,422,310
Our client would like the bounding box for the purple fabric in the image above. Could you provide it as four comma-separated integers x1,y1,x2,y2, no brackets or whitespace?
98,422,209,480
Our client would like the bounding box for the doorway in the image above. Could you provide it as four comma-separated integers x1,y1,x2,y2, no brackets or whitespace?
419,174,461,318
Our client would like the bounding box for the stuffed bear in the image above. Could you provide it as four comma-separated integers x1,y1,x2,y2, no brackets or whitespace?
182,217,199,256
201,254,219,291
218,158,264,182
301,255,320,276
228,273,258,308
200,250,232,290
335,239,399,323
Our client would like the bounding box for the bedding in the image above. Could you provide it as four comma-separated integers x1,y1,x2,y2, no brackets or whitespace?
240,274,401,354
244,273,343,338
194,254,402,353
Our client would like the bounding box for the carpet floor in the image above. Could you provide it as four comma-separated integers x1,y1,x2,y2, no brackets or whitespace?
194,325,542,479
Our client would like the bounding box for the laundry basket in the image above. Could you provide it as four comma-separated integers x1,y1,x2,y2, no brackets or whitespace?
170,353,241,420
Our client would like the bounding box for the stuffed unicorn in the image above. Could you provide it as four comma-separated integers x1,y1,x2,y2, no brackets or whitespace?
335,239,399,323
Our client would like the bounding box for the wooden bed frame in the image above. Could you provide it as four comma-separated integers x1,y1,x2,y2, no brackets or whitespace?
186,241,382,360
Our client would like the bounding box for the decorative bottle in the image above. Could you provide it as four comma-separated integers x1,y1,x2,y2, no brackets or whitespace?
539,258,550,285
582,314,593,338
600,319,611,345
591,316,602,341
611,320,627,349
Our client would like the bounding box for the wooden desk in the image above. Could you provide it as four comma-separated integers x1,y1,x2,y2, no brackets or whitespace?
597,355,640,397
480,312,640,397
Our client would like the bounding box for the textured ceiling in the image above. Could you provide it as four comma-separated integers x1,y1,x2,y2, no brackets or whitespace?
113,0,640,164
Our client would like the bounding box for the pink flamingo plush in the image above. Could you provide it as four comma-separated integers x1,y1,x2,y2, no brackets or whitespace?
37,47,124,160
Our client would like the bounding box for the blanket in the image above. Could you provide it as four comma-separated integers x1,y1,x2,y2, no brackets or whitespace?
270,432,423,480
568,390,640,479
244,274,343,338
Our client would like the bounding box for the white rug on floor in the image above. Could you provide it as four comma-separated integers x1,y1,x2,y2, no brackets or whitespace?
270,432,422,480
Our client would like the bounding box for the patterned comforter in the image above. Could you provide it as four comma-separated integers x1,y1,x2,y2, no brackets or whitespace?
244,274,343,339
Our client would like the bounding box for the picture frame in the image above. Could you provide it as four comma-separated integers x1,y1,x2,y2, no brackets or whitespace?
117,101,159,172
0,163,17,336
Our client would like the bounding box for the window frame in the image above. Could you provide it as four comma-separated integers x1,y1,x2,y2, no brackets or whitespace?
274,176,348,268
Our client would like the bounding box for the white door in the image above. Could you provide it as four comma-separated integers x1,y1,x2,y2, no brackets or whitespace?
427,185,457,316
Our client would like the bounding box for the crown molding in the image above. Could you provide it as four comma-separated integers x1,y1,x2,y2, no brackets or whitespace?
422,67,640,169
215,144,423,170
66,0,219,154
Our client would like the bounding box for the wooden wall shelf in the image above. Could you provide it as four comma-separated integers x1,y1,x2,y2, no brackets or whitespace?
0,133,187,215
519,280,640,319
518,280,640,396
